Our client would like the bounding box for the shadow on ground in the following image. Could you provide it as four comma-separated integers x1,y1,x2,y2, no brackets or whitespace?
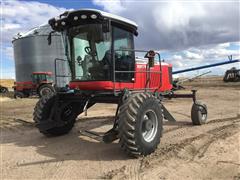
1,114,239,167
1,116,130,165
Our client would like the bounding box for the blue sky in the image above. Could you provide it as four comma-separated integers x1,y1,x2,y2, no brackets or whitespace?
38,0,95,9
1,0,240,79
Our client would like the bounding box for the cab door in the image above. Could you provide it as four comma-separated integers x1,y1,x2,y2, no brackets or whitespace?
113,26,135,89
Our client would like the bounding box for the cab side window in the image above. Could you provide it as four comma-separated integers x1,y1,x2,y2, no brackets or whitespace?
113,27,135,81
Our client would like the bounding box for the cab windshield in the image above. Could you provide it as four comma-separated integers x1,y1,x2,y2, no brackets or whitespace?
69,24,111,81
32,74,52,83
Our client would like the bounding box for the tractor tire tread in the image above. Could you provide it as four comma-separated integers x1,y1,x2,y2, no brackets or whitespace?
119,92,162,157
33,94,76,136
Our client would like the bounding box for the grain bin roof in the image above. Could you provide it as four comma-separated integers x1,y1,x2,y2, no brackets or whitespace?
12,24,60,42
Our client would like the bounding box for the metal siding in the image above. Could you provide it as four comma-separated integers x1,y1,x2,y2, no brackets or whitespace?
13,34,70,87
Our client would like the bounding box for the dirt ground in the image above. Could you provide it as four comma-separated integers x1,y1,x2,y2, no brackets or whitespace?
0,78,240,179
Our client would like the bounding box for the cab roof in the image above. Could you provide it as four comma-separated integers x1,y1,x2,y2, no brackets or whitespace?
85,9,138,28
49,9,138,35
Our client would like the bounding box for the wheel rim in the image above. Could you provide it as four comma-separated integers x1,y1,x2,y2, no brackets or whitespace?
2,89,6,93
40,87,52,96
199,106,207,121
141,109,158,142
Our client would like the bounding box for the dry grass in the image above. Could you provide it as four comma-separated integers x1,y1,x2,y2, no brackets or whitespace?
181,76,240,88
0,79,15,88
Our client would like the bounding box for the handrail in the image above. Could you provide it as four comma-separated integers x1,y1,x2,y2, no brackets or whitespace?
112,49,162,95
54,49,163,93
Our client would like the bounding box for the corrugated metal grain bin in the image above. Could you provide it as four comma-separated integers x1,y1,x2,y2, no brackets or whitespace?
13,24,70,87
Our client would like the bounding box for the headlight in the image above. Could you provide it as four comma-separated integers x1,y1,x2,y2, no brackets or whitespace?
81,14,87,19
90,14,97,19
74,16,78,20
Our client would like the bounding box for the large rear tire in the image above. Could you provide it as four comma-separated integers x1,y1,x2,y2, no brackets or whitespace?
118,93,163,157
33,94,81,136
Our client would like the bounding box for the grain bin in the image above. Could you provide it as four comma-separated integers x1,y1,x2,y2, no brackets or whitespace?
13,24,70,87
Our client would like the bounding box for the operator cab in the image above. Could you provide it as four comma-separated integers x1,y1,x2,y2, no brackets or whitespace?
32,72,53,84
49,9,138,89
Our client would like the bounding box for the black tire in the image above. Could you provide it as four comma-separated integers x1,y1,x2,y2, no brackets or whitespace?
118,93,163,157
38,84,55,97
14,91,25,99
22,91,30,98
33,94,81,136
191,102,208,125
23,93,30,98
0,87,8,93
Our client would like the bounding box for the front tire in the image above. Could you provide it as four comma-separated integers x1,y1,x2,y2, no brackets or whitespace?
118,93,163,157
14,91,25,98
191,102,208,125
33,94,80,136
0,87,8,93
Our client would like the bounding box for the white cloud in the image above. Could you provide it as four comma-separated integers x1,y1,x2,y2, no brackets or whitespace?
94,0,240,50
3,23,21,30
217,42,231,48
184,51,204,60
232,42,240,46
167,42,240,75
94,1,239,75
175,61,184,68
1,0,68,79
203,43,240,60
1,1,68,55
93,0,125,13
153,1,205,30
1,0,239,78
172,55,183,60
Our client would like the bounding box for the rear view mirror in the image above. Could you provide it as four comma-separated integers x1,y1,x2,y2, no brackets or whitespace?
47,31,55,45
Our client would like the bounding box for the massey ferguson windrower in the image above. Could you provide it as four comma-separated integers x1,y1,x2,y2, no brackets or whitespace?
33,9,208,157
